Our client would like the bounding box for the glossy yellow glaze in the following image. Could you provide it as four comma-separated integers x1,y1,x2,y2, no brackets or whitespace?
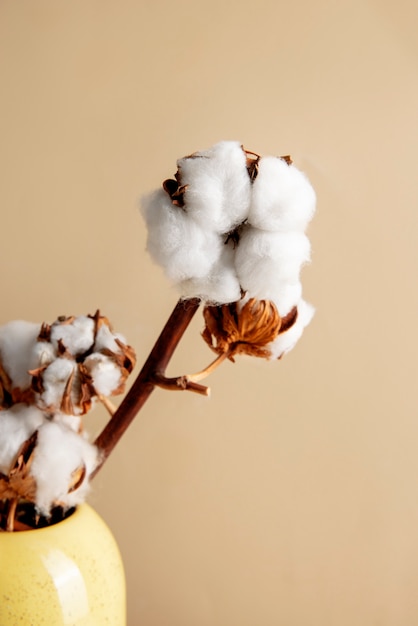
0,504,126,625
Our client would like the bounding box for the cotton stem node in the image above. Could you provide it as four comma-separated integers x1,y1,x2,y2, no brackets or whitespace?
153,372,210,396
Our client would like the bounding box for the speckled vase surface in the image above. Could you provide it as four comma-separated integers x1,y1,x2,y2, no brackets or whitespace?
0,504,126,625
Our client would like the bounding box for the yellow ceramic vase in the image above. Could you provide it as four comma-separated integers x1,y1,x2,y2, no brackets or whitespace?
0,504,126,625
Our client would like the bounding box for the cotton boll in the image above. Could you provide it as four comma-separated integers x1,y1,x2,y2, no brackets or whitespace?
178,243,241,304
40,358,77,412
236,228,311,300
51,316,95,356
31,339,56,369
268,299,315,359
177,141,251,233
249,157,316,232
30,421,99,515
83,353,122,397
0,320,41,389
52,412,82,433
94,325,125,353
0,404,45,474
141,188,222,283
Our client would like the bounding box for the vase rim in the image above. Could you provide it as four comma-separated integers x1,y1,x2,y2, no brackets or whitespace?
0,503,90,536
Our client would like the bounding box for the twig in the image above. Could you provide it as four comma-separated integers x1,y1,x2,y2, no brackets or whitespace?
92,298,200,477
186,351,231,382
153,373,210,396
98,395,117,416
6,498,17,532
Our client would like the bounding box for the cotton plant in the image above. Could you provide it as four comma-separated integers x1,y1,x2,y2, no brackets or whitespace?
0,140,316,531
93,141,316,450
0,313,136,530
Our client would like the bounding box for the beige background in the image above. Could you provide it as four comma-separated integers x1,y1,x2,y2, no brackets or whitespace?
1,1,418,624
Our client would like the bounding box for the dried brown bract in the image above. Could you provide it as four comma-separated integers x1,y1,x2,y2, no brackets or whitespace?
0,360,35,410
162,174,188,208
280,155,293,165
0,432,38,505
244,149,293,182
202,298,291,360
244,149,261,182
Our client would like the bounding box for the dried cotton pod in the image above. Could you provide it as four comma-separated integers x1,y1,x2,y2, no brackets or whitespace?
202,298,295,360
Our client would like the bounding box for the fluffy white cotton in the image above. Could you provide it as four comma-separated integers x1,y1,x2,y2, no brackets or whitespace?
270,282,303,318
141,141,316,354
32,339,56,368
142,188,222,282
0,404,45,474
0,320,41,389
39,358,77,412
179,243,241,304
83,353,122,396
51,316,95,356
141,142,316,309
236,229,311,303
94,325,125,353
52,412,82,433
30,420,99,515
249,156,316,232
268,299,315,359
177,141,251,233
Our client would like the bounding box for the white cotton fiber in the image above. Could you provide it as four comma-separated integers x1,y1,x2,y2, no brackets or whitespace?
249,157,316,232
40,358,77,411
52,412,82,434
51,316,95,356
269,282,303,318
268,299,315,359
31,339,56,368
83,353,122,396
0,404,45,474
141,188,222,282
94,325,125,354
141,142,316,318
236,229,311,301
179,243,241,304
0,320,41,389
30,420,99,515
177,141,251,233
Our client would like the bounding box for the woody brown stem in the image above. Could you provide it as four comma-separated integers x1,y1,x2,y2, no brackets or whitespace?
92,298,200,477
6,498,18,532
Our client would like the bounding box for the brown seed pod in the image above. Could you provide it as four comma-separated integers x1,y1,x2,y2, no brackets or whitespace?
202,298,283,360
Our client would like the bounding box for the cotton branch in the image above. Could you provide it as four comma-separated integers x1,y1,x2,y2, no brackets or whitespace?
0,140,317,528
92,298,201,475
